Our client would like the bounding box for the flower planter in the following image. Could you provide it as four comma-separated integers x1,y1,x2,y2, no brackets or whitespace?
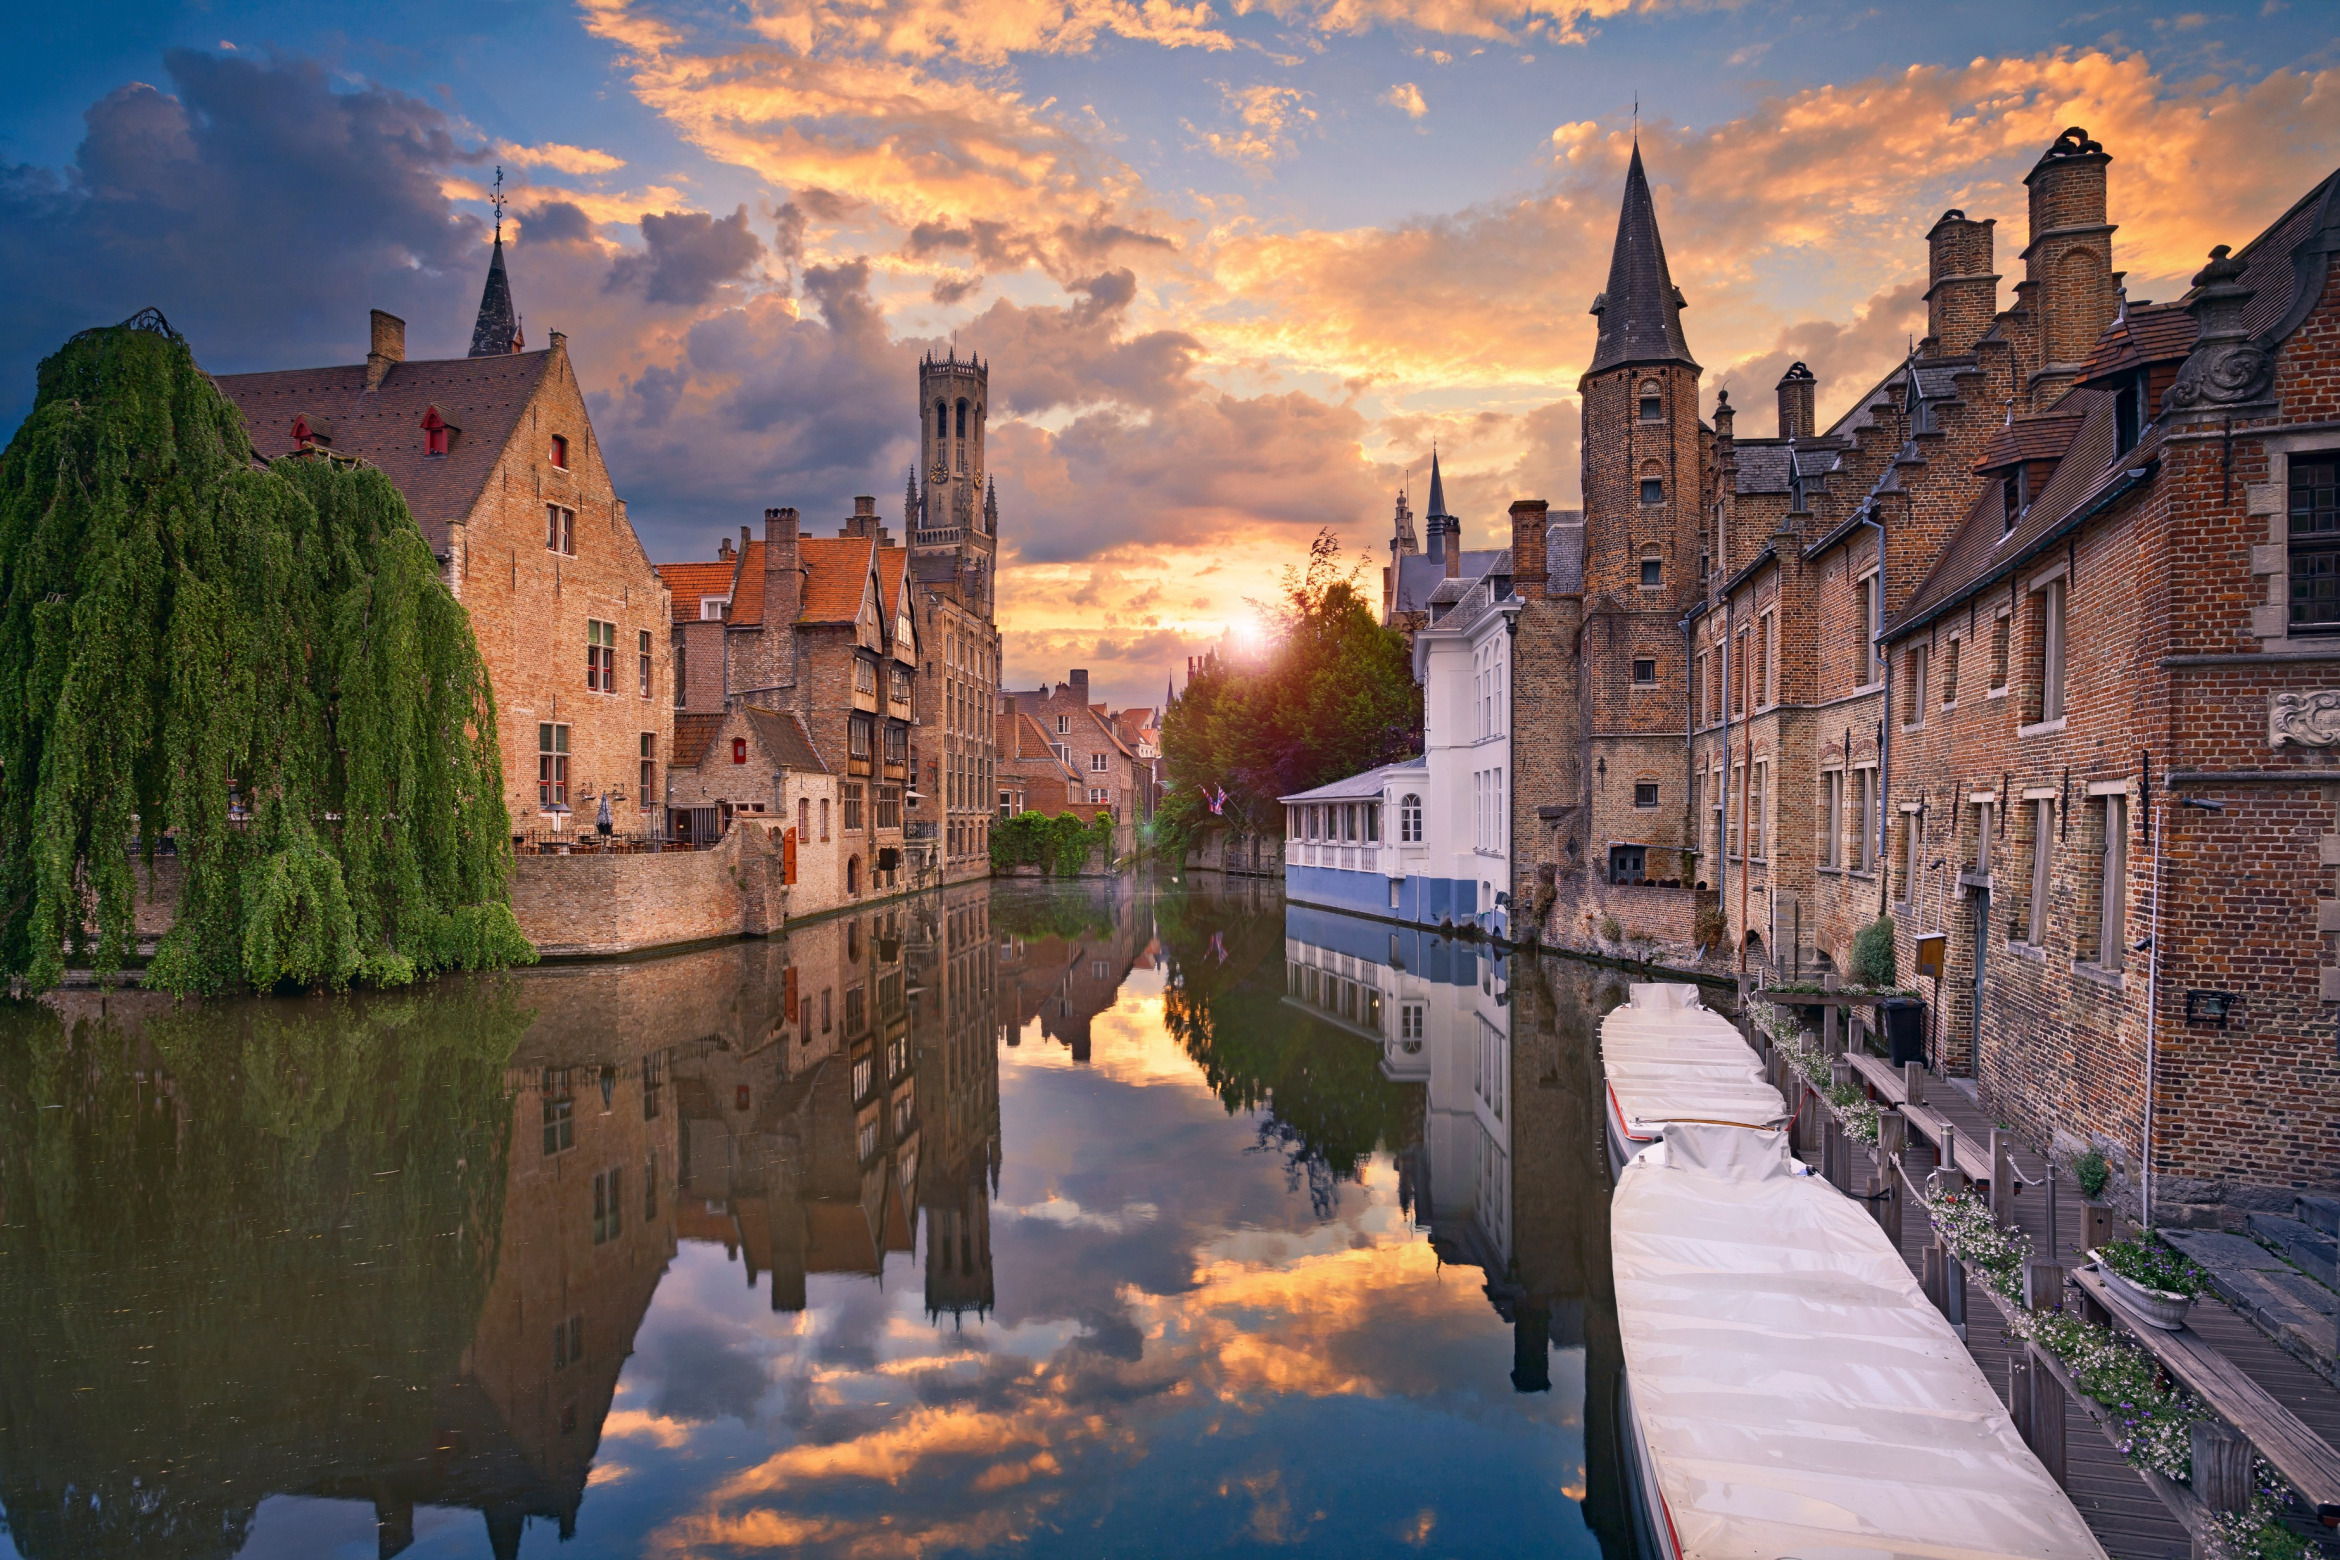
2089,1251,2193,1330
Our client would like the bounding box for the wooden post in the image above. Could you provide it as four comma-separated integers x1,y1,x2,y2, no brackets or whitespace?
1944,1250,1968,1329
1830,1055,1855,1093
1824,1000,1840,1054
2008,1353,2034,1442
2045,1162,2061,1265
1880,1169,1903,1247
1877,1109,1907,1162
1826,1117,1852,1192
2025,1261,2066,1313
2027,1344,2068,1489
1990,1129,2014,1225
1923,1242,1946,1311
2084,1202,2120,1256
2189,1422,2250,1513
1903,1060,1926,1106
1940,1122,1963,1193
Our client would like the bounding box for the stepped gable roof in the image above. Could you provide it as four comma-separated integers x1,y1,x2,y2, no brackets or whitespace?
1547,513,1587,592
672,713,725,769
797,537,875,624
1587,144,1698,375
1391,549,1503,616
1891,388,2116,637
1975,413,2086,473
469,235,521,357
658,559,738,624
743,706,829,773
216,350,553,553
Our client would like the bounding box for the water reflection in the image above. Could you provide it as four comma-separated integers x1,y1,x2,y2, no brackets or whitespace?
0,879,1636,1559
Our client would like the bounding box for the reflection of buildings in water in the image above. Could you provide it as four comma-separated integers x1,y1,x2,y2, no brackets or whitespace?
998,883,1156,1064
1280,906,1588,1396
913,889,1004,1322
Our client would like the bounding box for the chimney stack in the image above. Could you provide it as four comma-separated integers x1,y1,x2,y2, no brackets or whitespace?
1776,361,1817,441
366,310,405,392
1509,500,1550,601
1443,517,1464,580
765,506,802,626
2022,128,2118,402
1924,209,1999,357
718,535,736,563
1070,669,1090,707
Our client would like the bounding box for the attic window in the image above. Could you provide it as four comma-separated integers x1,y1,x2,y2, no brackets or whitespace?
700,597,729,622
421,406,449,458
2002,471,2026,535
290,414,330,450
549,434,569,469
733,737,748,765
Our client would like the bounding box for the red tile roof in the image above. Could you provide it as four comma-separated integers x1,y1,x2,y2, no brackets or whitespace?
797,537,874,625
672,713,725,769
660,559,739,625
214,351,556,553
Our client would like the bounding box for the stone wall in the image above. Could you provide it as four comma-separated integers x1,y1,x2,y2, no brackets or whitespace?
1541,873,1716,970
511,828,749,956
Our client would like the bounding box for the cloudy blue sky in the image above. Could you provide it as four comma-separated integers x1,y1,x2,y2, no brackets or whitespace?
2,0,2334,705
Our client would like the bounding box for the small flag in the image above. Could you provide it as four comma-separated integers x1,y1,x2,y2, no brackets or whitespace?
1208,785,1228,815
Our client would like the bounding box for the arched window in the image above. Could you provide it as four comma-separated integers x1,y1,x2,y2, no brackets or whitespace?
1400,794,1423,843
955,398,968,437
847,855,862,895
936,401,949,444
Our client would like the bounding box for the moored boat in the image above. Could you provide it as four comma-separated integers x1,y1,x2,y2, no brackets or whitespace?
1600,983,1785,1175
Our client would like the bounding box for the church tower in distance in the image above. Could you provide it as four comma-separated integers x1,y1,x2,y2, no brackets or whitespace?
912,351,996,615
907,349,1001,885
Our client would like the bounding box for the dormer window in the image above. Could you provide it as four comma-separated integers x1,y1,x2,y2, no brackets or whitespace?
549,434,569,468
699,596,729,622
2002,469,2028,536
2113,376,2142,456
290,413,331,450
421,406,450,458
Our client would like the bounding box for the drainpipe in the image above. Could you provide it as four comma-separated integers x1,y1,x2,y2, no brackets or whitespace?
1720,594,1735,970
2144,797,2165,1231
1859,505,1891,916
1682,609,1697,888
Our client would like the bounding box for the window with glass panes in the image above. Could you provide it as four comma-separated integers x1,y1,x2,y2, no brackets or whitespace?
538,723,569,808
639,629,653,697
587,620,616,691
2290,457,2340,632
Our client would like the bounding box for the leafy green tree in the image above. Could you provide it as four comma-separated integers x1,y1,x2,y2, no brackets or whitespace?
1158,531,1419,854
0,314,532,993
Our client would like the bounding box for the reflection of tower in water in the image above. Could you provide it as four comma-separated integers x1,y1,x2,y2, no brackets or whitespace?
914,886,1002,1323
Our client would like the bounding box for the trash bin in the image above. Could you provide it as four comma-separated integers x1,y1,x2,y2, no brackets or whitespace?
1880,996,1927,1068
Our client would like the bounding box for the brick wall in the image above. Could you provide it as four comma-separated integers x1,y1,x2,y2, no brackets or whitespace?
511,829,749,956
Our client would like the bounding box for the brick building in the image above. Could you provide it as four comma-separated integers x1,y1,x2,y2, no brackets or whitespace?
1009,670,1153,828
217,235,672,838
997,707,1084,817
662,703,839,907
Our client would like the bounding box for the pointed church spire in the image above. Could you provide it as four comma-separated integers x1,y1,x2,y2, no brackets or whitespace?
1586,143,1697,375
1425,448,1451,519
906,465,921,530
469,167,522,358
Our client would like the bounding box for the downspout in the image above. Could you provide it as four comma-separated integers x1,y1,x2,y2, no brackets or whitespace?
1720,595,1735,970
1859,505,1890,915
2144,797,2165,1231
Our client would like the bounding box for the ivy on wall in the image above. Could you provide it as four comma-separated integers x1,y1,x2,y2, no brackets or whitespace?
0,313,534,993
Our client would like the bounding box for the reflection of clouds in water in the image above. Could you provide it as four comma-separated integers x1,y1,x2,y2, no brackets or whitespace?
998,1191,1160,1232
643,1320,771,1423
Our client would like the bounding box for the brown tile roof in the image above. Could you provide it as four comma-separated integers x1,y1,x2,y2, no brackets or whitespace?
214,350,556,553
659,560,739,625
2077,303,2198,383
1974,413,2086,473
743,706,829,774
673,713,725,769
875,547,907,618
797,537,874,624
731,539,768,626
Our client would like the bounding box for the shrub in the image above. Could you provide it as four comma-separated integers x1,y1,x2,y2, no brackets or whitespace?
1693,903,1727,952
1850,917,1897,988
2074,1146,2110,1200
1599,913,1623,944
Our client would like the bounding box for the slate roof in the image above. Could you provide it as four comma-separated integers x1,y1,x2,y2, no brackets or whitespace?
743,706,829,773
2077,303,2198,382
1279,759,1424,806
1391,550,1502,616
672,713,725,769
469,235,522,357
1733,443,1794,495
1547,513,1587,592
1588,144,1697,374
215,350,555,553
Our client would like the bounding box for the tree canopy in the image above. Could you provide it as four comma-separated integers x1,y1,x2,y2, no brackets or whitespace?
1157,531,1419,850
0,313,533,994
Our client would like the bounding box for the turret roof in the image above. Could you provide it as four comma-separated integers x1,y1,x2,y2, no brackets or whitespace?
468,235,521,358
1587,144,1698,376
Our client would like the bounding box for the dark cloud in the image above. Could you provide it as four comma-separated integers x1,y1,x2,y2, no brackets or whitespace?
930,273,983,305
905,216,1173,281
0,49,482,426
958,269,1198,416
645,1322,769,1423
519,200,596,246
607,205,764,307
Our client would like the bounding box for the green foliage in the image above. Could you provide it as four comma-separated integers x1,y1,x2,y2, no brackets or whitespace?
1158,530,1420,855
1850,916,1897,988
1693,902,1727,952
2099,1237,2207,1298
2074,1146,2111,1200
990,810,1115,877
0,316,534,993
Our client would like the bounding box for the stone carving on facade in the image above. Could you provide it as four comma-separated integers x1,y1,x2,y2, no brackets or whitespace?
2269,690,2340,748
2167,245,2275,412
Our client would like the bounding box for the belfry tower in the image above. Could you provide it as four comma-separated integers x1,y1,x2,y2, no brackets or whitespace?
911,351,996,612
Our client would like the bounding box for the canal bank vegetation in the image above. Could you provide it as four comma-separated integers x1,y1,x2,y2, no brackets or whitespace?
0,314,533,996
989,810,1117,877
1157,531,1418,860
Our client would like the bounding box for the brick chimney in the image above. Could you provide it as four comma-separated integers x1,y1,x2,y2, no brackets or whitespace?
1925,208,1999,357
1069,669,1090,706
1444,519,1463,580
1776,362,1816,441
1509,499,1549,601
365,310,404,392
2023,128,2118,398
843,495,882,541
764,506,801,626
718,535,736,563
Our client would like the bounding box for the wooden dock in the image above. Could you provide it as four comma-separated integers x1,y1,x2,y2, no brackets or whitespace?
1754,988,2340,1559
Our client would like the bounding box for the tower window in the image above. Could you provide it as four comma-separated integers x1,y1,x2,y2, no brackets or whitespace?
1632,658,1657,685
956,399,968,437
1640,478,1664,505
1639,395,1662,422
937,401,949,443
1640,554,1663,588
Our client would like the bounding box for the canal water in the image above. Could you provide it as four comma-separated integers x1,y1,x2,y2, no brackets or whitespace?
0,877,1647,1559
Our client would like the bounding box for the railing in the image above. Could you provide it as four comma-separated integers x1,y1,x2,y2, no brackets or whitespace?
512,829,723,856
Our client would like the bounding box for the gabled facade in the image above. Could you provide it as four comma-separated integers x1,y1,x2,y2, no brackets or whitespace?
216,251,672,839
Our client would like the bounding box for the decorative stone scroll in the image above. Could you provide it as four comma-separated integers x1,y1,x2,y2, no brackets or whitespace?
2269,690,2340,748
2167,246,2275,412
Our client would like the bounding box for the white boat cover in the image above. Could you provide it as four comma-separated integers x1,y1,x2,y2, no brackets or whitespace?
1602,986,1785,1136
1613,1123,2108,1560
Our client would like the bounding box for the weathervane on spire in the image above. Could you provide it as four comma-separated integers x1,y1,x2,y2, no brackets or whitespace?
490,165,507,243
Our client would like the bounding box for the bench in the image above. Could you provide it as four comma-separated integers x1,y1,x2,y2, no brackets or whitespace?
1842,1052,1996,1185
2075,1265,2340,1519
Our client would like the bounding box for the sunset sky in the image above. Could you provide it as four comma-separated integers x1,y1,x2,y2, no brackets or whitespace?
3,1,2336,707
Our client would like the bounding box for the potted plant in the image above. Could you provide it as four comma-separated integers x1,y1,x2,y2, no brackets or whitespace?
2089,1238,2206,1330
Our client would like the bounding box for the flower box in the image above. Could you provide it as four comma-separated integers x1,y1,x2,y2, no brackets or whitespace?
2089,1250,2192,1330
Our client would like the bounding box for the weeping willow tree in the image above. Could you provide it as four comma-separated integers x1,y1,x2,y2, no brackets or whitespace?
0,311,534,993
